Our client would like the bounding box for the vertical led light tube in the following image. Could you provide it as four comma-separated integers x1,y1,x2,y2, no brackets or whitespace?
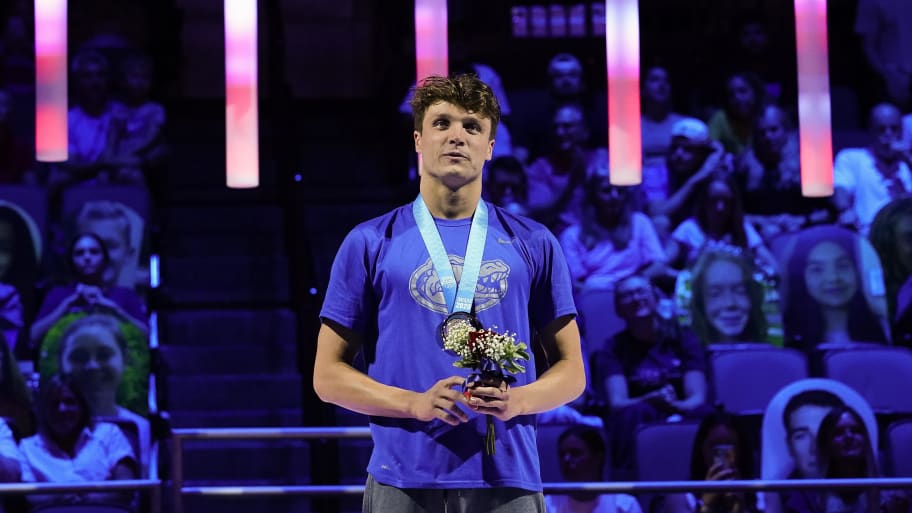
795,0,833,197
35,0,68,162
415,0,448,81
605,0,641,185
225,0,259,189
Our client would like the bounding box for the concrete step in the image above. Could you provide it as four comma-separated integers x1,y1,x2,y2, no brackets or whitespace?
174,440,311,482
160,308,296,347
161,256,290,304
166,374,302,411
160,343,297,375
168,408,302,428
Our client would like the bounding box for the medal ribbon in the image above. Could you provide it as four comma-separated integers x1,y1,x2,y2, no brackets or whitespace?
412,195,488,314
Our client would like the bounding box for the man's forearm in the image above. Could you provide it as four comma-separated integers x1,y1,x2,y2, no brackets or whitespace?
314,360,421,419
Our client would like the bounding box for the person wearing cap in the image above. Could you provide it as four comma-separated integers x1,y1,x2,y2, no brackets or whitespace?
644,117,727,237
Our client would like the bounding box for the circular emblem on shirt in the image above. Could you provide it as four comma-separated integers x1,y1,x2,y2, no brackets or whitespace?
409,255,510,314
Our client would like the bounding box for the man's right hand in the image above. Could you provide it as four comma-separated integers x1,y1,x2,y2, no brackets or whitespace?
409,376,471,426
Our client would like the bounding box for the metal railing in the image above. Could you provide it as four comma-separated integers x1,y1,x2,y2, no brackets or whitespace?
170,426,912,513
0,479,161,511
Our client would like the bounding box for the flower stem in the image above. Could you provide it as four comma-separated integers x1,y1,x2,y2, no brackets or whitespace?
485,416,496,455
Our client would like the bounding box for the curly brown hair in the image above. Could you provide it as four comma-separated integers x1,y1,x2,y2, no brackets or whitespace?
409,73,501,140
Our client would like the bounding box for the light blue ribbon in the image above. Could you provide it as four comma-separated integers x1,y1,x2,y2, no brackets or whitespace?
412,195,488,314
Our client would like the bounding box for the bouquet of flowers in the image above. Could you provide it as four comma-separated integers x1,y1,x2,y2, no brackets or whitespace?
441,313,530,455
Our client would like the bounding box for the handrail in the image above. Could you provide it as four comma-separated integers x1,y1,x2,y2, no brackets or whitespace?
0,479,161,513
170,426,912,513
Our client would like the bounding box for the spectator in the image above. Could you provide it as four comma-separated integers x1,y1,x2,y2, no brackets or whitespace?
722,11,797,106
833,103,912,234
661,410,757,513
54,50,131,189
484,156,529,216
782,227,888,352
55,314,150,472
665,173,778,275
0,339,33,438
74,200,145,290
783,406,907,513
0,204,38,350
559,174,665,291
645,118,728,235
641,66,686,174
18,374,137,508
708,72,765,157
112,53,168,187
592,273,708,473
688,245,769,345
870,197,912,346
0,89,30,184
510,52,608,162
526,103,607,234
544,425,642,513
30,232,148,348
737,105,834,239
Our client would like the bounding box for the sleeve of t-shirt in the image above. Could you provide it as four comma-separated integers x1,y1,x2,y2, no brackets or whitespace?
319,227,377,333
97,423,137,474
677,328,707,373
833,150,858,193
528,228,578,331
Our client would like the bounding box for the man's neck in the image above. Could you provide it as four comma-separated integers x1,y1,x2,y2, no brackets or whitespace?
419,179,482,219
642,101,669,122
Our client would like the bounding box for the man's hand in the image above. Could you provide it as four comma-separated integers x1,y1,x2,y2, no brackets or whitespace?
409,376,471,426
467,381,518,422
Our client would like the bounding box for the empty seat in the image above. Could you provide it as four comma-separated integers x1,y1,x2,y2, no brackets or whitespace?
635,421,699,482
887,419,912,477
822,346,912,414
710,347,808,415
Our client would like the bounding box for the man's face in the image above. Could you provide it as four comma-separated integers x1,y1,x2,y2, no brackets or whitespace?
82,219,132,284
549,61,583,97
787,405,832,478
552,106,587,152
755,109,788,159
668,138,705,175
870,105,902,159
76,62,109,105
414,101,494,190
643,67,671,105
615,276,656,321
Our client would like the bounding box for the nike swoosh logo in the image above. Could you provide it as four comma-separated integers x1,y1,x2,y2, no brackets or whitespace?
497,237,514,244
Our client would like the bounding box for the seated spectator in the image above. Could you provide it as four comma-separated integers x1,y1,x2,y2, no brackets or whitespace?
52,314,150,472
112,53,168,187
559,173,665,291
645,118,728,236
484,156,529,216
544,425,642,513
0,418,19,482
661,410,757,513
591,273,708,473
833,103,912,234
0,204,39,351
783,406,908,513
18,374,137,508
526,103,607,234
51,50,134,190
510,52,607,163
870,197,912,346
666,173,778,275
641,65,686,174
0,89,30,184
73,200,146,290
688,245,770,345
708,72,765,157
783,227,888,352
31,233,148,348
0,339,34,438
736,105,833,239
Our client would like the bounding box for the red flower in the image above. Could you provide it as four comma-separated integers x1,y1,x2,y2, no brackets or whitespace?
468,330,482,351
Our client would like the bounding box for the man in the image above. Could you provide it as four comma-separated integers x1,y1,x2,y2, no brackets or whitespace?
834,102,912,234
314,74,585,512
782,390,844,479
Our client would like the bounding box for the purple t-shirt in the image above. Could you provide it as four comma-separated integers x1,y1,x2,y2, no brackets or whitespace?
319,201,577,490
36,284,147,325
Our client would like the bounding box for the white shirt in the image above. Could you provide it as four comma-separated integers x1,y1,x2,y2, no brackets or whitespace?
834,147,912,232
671,218,764,265
116,407,151,477
18,422,135,483
544,493,642,513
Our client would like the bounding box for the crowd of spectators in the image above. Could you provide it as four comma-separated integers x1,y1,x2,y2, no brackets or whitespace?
0,3,162,509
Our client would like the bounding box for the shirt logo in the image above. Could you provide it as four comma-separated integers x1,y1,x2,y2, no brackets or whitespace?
409,255,511,314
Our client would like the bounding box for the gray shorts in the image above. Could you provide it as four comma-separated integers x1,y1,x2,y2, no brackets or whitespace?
363,474,546,513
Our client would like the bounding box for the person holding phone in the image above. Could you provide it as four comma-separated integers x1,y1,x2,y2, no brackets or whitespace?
661,410,757,513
